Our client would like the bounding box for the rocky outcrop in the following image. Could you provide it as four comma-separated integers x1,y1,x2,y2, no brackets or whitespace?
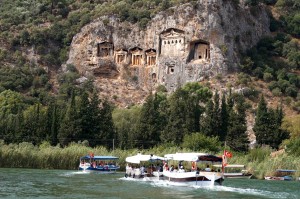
66,0,270,106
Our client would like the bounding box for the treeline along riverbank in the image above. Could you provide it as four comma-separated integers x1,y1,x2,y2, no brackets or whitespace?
0,141,299,180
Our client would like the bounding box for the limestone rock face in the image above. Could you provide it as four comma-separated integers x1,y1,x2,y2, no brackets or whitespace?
66,0,270,106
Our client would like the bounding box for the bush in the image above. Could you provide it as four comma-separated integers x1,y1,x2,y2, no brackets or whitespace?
272,87,282,96
285,85,298,97
263,72,273,82
182,133,221,153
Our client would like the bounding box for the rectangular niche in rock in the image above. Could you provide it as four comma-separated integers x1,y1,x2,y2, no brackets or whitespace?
97,42,113,57
160,28,185,57
166,61,176,74
187,40,210,62
145,49,156,66
115,49,128,64
130,47,143,66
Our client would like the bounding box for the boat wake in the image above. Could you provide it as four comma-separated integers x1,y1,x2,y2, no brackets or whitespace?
201,185,290,198
59,171,88,177
120,178,291,199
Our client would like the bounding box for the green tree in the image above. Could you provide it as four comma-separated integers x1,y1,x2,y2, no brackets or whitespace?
253,96,288,149
219,93,229,142
200,100,215,136
136,93,163,149
226,95,249,152
160,88,188,144
182,132,221,153
253,95,269,146
58,90,80,146
97,99,115,149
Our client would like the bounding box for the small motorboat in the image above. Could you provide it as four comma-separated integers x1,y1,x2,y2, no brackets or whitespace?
264,169,297,181
213,164,252,178
79,155,120,173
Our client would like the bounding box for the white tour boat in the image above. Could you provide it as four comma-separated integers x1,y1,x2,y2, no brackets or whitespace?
162,153,224,186
213,164,252,178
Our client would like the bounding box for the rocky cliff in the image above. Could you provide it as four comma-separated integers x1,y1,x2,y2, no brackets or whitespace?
66,0,270,106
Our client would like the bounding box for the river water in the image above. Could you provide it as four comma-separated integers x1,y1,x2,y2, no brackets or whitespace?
0,168,299,199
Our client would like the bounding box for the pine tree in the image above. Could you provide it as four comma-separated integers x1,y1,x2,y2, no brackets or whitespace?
270,106,289,149
212,91,221,137
200,100,215,136
97,99,115,148
78,91,92,142
226,95,249,152
219,93,229,142
253,95,272,146
58,90,80,146
137,93,163,148
160,89,188,144
50,102,58,146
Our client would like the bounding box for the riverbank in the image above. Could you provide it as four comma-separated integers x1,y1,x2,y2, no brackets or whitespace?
0,141,299,179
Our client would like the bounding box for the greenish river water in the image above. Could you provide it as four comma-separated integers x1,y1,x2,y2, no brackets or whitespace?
0,168,299,199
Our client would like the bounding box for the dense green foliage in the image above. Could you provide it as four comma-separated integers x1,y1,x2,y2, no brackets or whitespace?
1,141,299,180
0,0,299,172
253,96,289,149
239,0,300,111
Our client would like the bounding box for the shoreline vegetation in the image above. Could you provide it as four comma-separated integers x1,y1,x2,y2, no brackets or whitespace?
0,141,299,180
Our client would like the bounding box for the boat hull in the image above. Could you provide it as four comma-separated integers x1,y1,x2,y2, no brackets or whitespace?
79,164,120,173
265,176,293,181
125,170,163,181
224,173,252,179
162,171,224,186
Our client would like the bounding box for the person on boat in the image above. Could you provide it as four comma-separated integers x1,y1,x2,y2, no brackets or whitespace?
156,164,161,172
179,165,185,173
205,165,211,172
169,165,174,172
178,161,183,169
173,166,178,172
126,164,132,176
140,165,145,174
191,161,196,171
163,163,169,171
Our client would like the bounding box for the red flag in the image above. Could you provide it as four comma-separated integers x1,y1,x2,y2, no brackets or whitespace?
89,152,94,158
224,150,232,158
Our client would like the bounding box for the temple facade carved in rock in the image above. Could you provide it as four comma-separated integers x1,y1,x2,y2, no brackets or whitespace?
66,0,270,102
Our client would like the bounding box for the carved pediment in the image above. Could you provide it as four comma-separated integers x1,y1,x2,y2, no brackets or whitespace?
160,28,184,39
129,47,143,54
115,49,127,55
145,49,156,56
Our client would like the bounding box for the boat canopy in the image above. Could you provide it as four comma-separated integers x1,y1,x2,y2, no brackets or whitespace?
165,153,222,163
213,164,245,168
80,155,119,160
126,154,166,164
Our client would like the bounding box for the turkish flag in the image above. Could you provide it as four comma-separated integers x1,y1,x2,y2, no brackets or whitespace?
224,150,233,158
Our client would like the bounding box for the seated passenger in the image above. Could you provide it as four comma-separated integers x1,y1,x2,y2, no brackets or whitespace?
178,166,185,173
140,165,145,174
205,165,211,172
163,163,169,171
169,165,174,172
173,166,178,172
